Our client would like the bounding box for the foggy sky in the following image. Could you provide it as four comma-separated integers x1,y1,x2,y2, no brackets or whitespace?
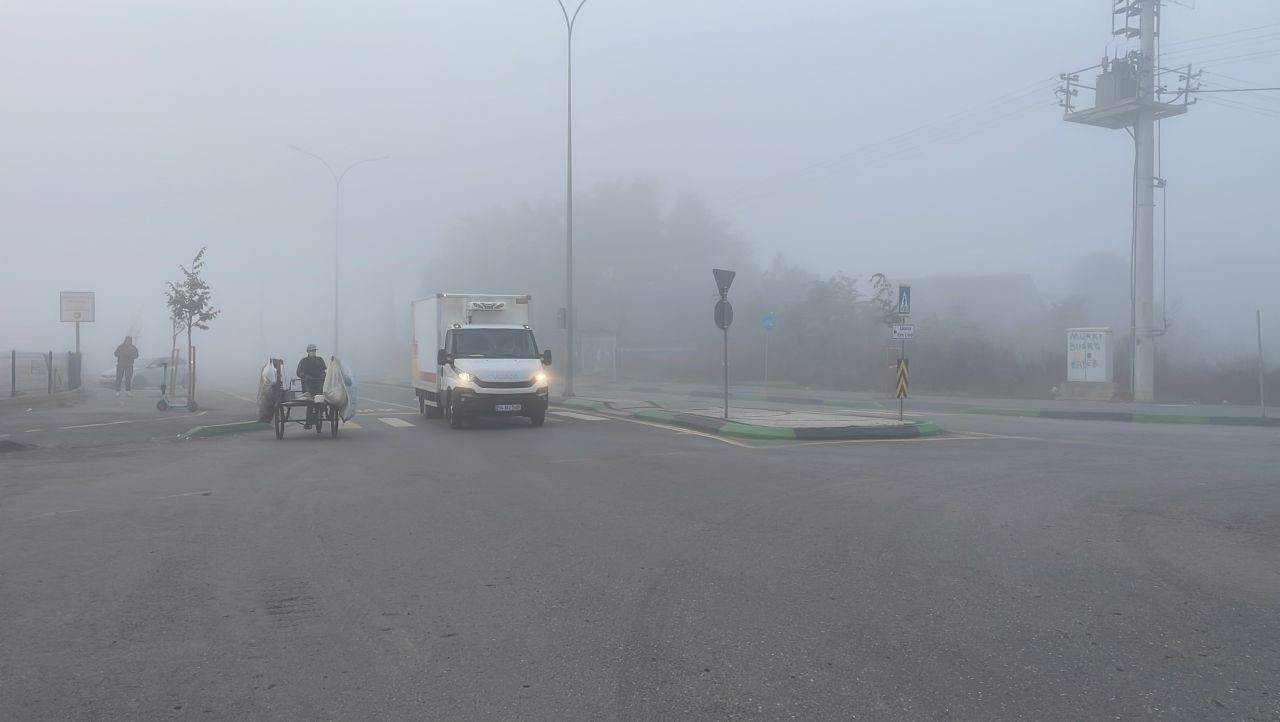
3,1,1278,374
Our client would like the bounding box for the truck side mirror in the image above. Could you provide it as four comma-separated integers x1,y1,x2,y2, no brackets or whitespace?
541,350,553,366
437,349,449,366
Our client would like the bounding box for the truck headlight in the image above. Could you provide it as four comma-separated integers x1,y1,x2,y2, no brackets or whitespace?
535,372,549,386
457,371,475,384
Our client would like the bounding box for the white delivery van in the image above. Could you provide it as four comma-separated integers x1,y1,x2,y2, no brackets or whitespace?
411,293,552,428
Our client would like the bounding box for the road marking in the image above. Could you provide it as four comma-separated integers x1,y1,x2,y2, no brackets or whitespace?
24,429,42,433
155,490,214,499
605,414,754,448
344,422,362,429
378,417,416,428
365,396,419,411
548,410,609,421
19,509,87,522
218,390,257,404
58,410,208,430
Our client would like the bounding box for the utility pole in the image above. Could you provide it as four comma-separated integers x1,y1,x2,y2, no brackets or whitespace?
1059,0,1194,403
1132,0,1157,403
1259,309,1267,418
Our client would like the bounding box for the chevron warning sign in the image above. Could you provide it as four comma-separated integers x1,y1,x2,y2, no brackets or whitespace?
895,358,909,399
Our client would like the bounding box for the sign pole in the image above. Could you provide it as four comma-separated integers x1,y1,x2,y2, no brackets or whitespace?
763,330,768,385
75,321,80,354
900,338,906,421
1259,309,1266,419
712,268,737,421
723,315,729,420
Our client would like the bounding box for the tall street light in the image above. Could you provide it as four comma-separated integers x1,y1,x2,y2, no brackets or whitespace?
288,145,389,357
557,0,588,398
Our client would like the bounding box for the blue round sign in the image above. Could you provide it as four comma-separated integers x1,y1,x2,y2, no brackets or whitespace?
761,315,776,332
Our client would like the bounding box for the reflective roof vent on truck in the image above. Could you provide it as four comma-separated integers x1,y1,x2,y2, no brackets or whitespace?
467,301,507,311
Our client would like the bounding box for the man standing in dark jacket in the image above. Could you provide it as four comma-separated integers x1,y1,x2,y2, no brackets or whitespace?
114,336,139,395
297,344,327,429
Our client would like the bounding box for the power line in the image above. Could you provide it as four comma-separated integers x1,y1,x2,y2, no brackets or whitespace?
1201,96,1280,119
1159,30,1280,60
1185,47,1280,68
1190,87,1280,93
1160,21,1280,48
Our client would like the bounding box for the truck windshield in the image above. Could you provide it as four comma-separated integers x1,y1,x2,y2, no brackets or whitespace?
454,328,539,358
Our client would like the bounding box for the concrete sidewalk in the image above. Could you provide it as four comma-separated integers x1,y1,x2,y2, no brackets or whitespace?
563,397,941,441
577,380,1280,428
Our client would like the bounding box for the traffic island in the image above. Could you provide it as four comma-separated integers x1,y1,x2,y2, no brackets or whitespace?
562,398,941,441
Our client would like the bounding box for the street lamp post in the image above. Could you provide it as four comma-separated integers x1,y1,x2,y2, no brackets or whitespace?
288,145,389,357
556,0,588,398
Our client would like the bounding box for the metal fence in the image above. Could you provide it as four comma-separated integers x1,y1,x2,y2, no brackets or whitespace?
2,351,78,398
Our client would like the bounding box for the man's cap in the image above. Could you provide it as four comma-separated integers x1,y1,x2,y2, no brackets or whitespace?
306,344,317,352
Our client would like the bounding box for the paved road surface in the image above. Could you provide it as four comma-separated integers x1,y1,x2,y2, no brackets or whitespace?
2,382,1277,720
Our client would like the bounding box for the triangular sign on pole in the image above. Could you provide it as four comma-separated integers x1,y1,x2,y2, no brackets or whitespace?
712,268,736,295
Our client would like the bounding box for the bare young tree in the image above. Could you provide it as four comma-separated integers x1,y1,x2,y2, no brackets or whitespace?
165,247,220,404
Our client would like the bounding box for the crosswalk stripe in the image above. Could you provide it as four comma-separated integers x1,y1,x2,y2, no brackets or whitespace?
378,417,416,428
548,410,609,421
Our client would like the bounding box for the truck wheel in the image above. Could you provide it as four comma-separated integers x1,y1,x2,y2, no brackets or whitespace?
448,394,465,429
530,411,546,427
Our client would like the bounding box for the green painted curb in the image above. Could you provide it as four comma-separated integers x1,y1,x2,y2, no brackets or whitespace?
715,421,799,440
633,408,677,423
183,421,270,438
914,420,945,437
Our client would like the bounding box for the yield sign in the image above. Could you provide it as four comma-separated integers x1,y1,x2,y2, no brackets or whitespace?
712,268,736,296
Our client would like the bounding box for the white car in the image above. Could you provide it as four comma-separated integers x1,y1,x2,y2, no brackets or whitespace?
99,357,188,390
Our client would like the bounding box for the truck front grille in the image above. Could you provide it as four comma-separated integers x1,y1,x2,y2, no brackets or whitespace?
474,379,534,389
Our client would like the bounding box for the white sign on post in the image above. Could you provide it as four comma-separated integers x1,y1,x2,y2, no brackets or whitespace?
60,292,96,323
1067,328,1112,383
892,324,915,340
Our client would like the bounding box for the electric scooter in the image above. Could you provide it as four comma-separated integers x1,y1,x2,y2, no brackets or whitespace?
156,362,199,412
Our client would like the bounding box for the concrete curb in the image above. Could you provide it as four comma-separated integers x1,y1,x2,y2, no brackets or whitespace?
672,388,886,410
183,420,270,439
564,398,941,441
968,407,1280,428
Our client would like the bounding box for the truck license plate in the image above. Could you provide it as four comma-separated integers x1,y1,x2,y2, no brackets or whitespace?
496,404,522,412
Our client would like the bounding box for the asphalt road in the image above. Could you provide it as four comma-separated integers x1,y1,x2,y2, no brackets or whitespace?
2,381,1277,720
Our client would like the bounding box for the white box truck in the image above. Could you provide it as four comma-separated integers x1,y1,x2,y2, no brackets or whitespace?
411,293,552,428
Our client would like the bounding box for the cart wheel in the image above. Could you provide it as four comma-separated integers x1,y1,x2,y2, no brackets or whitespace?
157,399,169,411
186,401,199,412
274,408,285,439
330,413,339,437
315,408,324,434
